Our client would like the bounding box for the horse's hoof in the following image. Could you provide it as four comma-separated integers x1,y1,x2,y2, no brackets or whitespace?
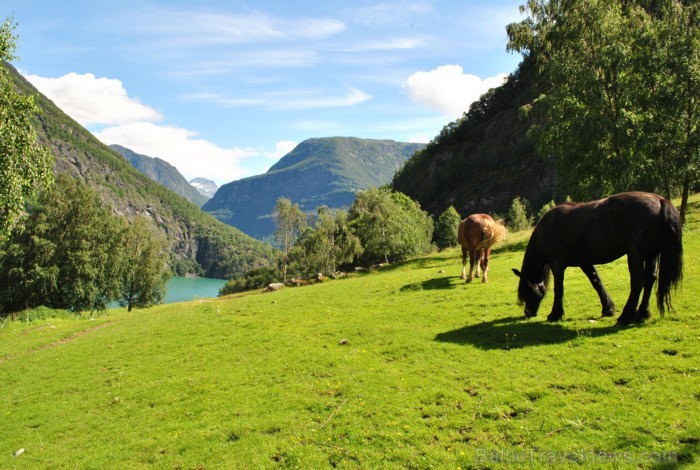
601,308,615,317
616,314,636,326
637,309,651,322
546,313,563,322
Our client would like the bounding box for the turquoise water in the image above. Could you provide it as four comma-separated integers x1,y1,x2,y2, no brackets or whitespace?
110,276,227,308
162,276,227,304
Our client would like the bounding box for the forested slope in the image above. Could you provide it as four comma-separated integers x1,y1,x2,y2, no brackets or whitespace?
6,63,276,279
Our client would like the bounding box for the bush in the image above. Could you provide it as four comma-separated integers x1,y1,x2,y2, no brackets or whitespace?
536,200,556,223
434,206,461,249
507,197,533,231
348,187,433,265
219,266,281,296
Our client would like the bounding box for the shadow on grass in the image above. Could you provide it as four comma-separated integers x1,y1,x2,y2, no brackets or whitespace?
400,276,457,292
435,315,621,350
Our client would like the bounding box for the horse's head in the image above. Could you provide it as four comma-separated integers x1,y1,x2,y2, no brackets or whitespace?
512,268,548,318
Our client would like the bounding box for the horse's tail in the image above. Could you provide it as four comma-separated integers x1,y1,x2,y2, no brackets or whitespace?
483,218,507,245
657,198,683,315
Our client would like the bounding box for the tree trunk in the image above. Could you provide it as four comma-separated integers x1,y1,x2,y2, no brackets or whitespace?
679,176,690,228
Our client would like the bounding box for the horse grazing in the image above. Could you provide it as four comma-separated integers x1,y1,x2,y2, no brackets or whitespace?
512,192,683,326
459,214,507,283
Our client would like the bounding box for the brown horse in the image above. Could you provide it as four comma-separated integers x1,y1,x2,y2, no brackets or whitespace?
513,192,683,325
459,214,507,283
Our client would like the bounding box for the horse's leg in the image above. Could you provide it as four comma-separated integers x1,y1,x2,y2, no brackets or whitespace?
547,264,566,322
466,247,476,282
481,247,491,283
636,255,658,322
580,265,615,317
474,247,482,278
461,246,468,280
617,253,645,326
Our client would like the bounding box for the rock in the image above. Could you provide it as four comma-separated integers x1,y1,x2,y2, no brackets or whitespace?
338,339,349,345
285,278,308,287
14,449,25,457
263,282,284,293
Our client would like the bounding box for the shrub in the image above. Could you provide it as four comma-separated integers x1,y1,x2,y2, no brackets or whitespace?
434,206,461,249
507,197,533,231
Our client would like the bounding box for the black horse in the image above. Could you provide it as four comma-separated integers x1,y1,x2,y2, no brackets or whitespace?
512,192,683,325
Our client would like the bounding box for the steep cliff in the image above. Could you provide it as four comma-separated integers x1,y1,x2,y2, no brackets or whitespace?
392,59,556,219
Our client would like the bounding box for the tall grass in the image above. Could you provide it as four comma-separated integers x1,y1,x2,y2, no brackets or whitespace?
1,196,698,468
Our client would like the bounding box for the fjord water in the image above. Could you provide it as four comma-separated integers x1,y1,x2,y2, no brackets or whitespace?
162,276,227,304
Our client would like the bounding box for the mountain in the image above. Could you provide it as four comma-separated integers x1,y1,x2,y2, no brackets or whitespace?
110,145,209,207
392,59,556,219
189,177,219,198
203,137,425,239
7,63,276,279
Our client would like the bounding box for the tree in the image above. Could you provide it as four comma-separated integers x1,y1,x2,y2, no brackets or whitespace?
274,197,306,281
348,187,433,265
331,209,362,271
507,197,533,232
119,216,169,312
0,175,124,314
536,199,556,223
287,206,362,278
434,206,461,250
507,0,699,221
632,0,700,223
0,17,53,239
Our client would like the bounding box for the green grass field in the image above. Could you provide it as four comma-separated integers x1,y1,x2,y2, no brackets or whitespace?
1,196,699,469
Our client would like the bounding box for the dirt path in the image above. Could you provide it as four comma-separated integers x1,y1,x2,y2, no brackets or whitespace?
0,321,117,364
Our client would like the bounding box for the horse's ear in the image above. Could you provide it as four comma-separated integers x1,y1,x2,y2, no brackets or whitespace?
512,268,522,278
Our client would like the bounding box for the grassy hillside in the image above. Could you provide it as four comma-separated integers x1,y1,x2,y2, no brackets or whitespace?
1,195,698,468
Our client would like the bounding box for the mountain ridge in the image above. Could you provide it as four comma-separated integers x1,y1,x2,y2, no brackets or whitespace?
189,177,218,198
203,137,425,239
110,144,209,207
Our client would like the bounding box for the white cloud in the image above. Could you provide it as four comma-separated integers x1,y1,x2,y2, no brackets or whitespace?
128,8,345,46
93,122,256,186
279,86,371,110
24,70,255,185
185,86,371,110
24,72,162,126
265,141,298,159
408,135,431,144
404,65,508,118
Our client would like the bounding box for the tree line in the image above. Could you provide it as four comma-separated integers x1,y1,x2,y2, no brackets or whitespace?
220,187,435,295
220,190,561,295
506,0,698,222
0,174,169,316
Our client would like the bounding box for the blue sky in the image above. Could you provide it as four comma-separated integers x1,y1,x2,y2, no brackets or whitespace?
5,1,524,186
